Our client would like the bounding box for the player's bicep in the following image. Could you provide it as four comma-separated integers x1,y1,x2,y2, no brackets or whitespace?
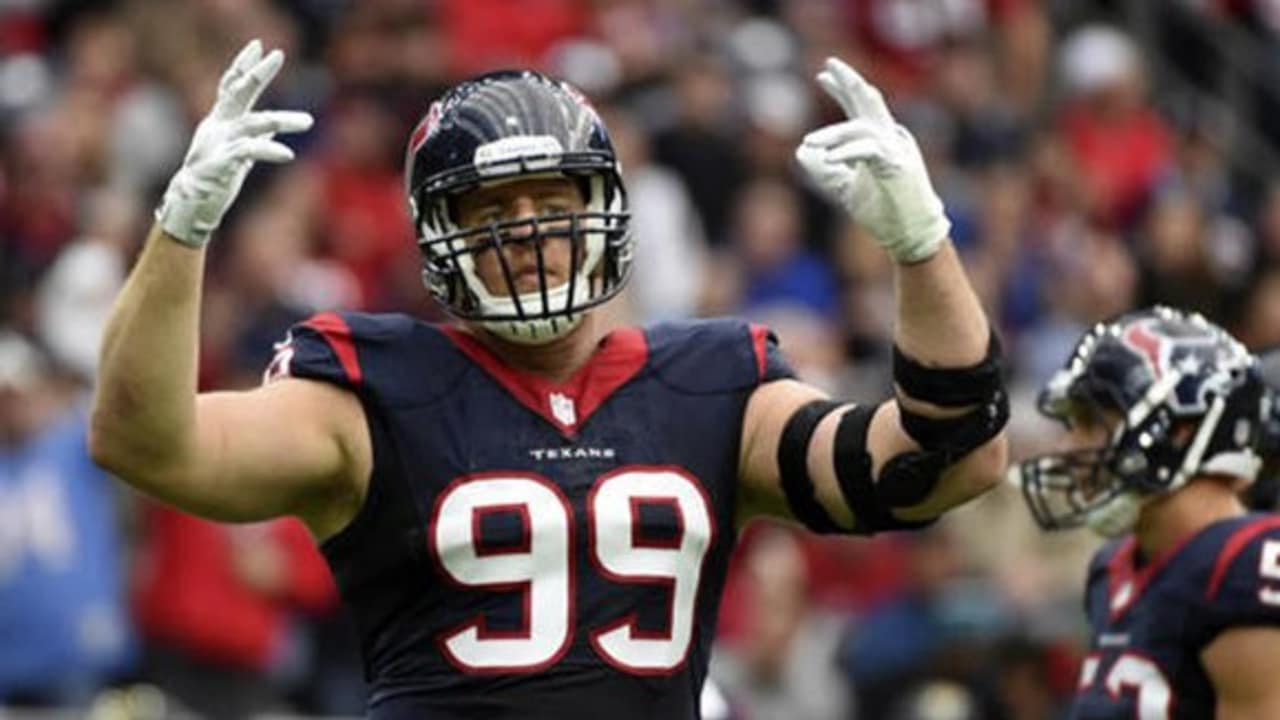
738,379,1002,533
738,379,903,530
1203,627,1280,719
183,378,369,532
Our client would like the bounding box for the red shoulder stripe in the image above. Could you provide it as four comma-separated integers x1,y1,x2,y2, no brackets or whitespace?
748,324,769,381
303,312,363,386
1205,516,1280,602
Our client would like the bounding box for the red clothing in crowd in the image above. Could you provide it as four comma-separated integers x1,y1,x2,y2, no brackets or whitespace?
438,0,588,76
1059,103,1173,228
132,506,337,671
843,0,1034,96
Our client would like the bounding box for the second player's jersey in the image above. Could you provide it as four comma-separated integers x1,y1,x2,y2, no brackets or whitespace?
1070,513,1280,719
268,312,794,719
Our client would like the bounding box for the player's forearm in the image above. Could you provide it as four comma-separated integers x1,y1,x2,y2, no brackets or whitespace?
888,243,1007,510
90,223,204,483
893,241,989,373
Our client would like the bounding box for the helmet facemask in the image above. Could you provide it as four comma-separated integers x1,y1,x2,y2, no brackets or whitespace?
417,172,629,345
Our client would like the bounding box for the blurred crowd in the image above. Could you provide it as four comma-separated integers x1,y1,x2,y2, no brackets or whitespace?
4,0,1280,718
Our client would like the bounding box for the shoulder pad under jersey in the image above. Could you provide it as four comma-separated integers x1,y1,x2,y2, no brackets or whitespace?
642,318,795,395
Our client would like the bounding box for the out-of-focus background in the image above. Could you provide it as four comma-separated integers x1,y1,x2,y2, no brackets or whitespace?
3,0,1280,717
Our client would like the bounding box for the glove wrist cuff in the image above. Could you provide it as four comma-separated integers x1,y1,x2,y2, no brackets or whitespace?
887,216,950,265
155,202,212,249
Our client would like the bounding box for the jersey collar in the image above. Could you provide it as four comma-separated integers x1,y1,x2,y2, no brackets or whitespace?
1105,533,1198,621
440,324,648,438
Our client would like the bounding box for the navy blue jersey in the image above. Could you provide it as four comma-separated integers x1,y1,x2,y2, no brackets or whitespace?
1071,513,1280,719
266,311,795,719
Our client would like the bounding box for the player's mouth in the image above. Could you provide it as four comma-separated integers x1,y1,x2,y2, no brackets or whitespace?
512,268,563,294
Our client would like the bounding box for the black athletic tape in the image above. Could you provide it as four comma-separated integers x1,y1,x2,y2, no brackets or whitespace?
832,405,885,535
777,399,844,534
893,332,1003,407
834,405,942,533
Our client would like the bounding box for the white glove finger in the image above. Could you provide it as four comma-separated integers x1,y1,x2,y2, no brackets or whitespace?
816,70,858,119
237,110,314,138
824,138,887,166
223,49,286,117
234,137,296,164
213,40,264,117
795,143,849,185
801,119,882,150
823,57,894,125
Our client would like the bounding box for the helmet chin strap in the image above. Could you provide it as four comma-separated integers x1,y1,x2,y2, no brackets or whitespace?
480,312,584,345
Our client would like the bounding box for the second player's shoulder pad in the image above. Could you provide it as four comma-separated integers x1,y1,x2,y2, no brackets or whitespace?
1197,514,1280,634
264,311,466,406
643,318,796,394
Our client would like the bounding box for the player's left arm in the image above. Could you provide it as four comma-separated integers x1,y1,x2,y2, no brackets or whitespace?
1203,627,1280,719
736,58,1008,532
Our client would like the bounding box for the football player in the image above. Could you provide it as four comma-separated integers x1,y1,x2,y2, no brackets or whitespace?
90,40,1008,718
1012,306,1280,719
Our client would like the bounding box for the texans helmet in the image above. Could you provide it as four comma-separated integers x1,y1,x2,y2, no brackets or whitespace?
404,70,632,344
1013,306,1271,536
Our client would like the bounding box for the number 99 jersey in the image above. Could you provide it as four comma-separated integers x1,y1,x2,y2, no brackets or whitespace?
1072,513,1280,719
266,311,795,719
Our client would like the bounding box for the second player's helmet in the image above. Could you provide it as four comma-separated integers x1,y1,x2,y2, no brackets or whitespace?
1014,306,1270,536
405,70,632,344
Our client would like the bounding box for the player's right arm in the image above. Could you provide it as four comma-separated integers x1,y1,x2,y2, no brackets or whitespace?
89,41,366,538
1203,626,1280,719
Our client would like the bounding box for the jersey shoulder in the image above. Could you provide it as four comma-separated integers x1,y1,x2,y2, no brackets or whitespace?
265,310,467,406
642,317,795,395
1194,513,1280,628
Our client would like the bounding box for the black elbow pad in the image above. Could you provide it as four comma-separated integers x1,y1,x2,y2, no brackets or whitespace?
894,330,1009,459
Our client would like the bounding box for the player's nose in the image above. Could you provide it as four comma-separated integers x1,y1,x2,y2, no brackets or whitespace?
505,196,539,240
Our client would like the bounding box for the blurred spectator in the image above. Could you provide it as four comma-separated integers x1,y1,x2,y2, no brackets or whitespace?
439,0,587,77
735,177,840,319
1056,25,1174,229
840,524,1008,719
606,107,707,322
35,188,141,380
0,332,135,706
1134,188,1230,319
653,54,747,247
710,525,852,720
132,509,338,719
311,92,419,311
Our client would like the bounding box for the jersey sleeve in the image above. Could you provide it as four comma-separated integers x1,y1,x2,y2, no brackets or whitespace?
263,311,364,390
748,323,796,384
1199,518,1280,640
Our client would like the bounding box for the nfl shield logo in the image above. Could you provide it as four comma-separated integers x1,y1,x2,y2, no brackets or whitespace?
549,392,577,428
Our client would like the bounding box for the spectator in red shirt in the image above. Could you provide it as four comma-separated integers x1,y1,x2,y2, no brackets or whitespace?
132,508,337,718
1056,25,1174,230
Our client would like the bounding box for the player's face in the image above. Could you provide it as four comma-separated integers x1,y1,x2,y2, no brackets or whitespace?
1060,402,1122,500
455,177,585,296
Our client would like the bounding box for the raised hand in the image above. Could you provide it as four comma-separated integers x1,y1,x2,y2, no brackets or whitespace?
795,58,950,264
156,39,314,247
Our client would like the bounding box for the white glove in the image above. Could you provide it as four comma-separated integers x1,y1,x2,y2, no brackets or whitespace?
156,39,314,247
795,58,950,264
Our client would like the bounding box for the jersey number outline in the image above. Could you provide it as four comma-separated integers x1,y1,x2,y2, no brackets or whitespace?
1080,651,1172,720
429,466,715,675
1257,539,1280,606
